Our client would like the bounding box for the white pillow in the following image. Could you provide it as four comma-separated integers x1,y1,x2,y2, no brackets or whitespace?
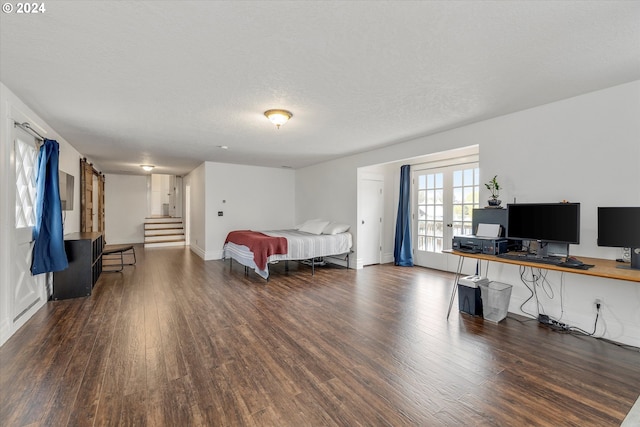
295,218,322,230
322,222,351,235
299,219,330,235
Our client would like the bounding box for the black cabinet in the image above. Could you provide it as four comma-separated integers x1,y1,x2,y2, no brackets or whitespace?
53,232,103,300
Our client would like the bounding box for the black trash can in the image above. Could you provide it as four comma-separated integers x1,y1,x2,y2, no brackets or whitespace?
458,283,483,316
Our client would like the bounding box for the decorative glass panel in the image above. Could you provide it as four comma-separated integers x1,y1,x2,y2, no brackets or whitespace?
15,138,37,228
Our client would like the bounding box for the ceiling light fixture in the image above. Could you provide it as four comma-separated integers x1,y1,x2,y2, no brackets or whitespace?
141,164,155,172
264,109,293,129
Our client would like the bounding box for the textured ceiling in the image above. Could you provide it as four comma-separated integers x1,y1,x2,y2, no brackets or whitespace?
1,1,639,175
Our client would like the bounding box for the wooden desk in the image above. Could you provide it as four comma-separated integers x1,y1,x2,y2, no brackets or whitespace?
445,250,640,319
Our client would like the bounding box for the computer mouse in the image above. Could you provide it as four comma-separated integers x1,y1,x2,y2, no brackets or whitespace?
564,256,584,266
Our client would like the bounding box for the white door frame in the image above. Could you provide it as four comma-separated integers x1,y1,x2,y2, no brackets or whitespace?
412,157,479,273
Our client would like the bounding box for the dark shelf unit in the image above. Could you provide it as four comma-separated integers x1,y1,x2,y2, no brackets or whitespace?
53,232,103,300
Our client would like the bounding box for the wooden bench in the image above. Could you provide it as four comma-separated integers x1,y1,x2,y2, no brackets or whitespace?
102,245,136,272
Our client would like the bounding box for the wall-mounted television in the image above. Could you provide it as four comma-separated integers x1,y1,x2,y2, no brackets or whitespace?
59,170,74,211
506,203,580,257
598,207,640,270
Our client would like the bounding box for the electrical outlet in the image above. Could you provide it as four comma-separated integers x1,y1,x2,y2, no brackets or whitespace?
594,297,603,311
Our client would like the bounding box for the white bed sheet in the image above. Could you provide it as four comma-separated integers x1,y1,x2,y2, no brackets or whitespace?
223,230,352,279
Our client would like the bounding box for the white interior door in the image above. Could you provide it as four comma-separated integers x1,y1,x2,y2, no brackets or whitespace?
184,184,190,245
360,178,384,266
12,128,46,325
169,175,176,217
413,164,479,271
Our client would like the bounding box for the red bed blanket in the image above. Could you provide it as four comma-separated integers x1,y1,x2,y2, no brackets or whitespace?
224,230,288,271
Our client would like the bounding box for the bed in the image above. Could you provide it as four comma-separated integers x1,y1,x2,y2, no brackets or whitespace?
223,221,353,279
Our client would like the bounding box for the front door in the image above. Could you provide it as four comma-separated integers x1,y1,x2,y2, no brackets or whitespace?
413,164,479,271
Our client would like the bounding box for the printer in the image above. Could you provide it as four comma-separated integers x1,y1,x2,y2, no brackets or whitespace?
452,235,508,255
452,222,509,255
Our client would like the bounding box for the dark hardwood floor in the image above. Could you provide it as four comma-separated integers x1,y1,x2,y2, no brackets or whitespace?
1,246,639,426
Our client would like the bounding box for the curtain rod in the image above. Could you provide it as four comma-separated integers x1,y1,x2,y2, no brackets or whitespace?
14,121,45,142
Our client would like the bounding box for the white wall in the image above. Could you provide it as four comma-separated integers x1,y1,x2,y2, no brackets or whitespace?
0,82,90,346
104,174,148,244
296,81,640,347
184,163,207,258
202,161,295,260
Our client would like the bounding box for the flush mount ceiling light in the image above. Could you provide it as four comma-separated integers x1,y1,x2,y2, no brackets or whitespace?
140,164,155,172
264,109,293,129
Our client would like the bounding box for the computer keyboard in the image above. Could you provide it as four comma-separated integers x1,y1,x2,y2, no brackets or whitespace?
496,253,594,269
496,253,564,265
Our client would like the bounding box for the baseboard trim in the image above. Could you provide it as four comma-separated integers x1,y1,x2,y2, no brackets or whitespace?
622,394,640,426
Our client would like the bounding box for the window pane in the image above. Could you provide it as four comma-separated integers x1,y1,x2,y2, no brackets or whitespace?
435,189,444,205
453,187,462,204
427,190,434,205
427,221,434,236
418,189,426,205
435,238,443,252
452,222,463,235
452,205,462,221
435,205,443,221
463,187,473,203
419,175,426,189
463,168,473,185
453,170,462,187
435,173,443,188
463,205,472,221
418,236,426,251
427,237,434,252
463,222,473,235
427,174,434,189
435,221,443,237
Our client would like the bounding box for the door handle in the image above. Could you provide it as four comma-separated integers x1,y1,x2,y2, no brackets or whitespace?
446,223,453,227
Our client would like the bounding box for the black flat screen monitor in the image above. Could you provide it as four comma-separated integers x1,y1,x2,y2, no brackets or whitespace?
598,207,640,270
506,203,580,256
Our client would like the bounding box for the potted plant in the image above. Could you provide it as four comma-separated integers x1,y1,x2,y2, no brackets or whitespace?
485,175,502,207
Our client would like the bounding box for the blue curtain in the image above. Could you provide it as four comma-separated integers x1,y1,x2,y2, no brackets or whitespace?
394,164,413,266
31,139,68,275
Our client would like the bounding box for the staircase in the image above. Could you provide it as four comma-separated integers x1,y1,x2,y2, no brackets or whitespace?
144,217,185,248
